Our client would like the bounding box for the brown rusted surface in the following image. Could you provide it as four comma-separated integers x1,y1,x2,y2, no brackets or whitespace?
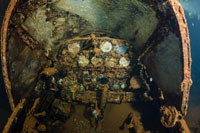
160,105,178,128
3,98,26,133
178,119,191,133
121,112,145,133
40,67,58,77
168,0,192,116
22,98,40,133
1,0,18,110
129,76,142,89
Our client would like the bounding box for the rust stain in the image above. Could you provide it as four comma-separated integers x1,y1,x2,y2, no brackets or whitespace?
40,67,58,76
3,98,26,133
1,0,18,110
168,0,192,116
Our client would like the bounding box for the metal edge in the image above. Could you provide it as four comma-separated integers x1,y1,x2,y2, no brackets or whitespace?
168,0,192,116
1,0,18,110
137,0,192,116
3,98,26,133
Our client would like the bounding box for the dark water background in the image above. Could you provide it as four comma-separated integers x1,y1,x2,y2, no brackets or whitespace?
0,0,200,131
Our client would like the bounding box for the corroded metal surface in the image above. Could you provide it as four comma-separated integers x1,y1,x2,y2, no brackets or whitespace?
1,0,158,109
1,0,192,132
2,98,25,133
1,0,18,110
168,0,192,116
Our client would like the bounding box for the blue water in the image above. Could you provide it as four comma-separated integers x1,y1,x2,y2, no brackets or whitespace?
180,0,200,131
